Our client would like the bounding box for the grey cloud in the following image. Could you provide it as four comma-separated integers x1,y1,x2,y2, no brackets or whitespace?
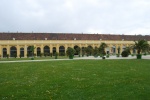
0,0,150,35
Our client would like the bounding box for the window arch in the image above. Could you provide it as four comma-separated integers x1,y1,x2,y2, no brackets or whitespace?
112,46,116,54
74,45,80,55
27,46,32,57
59,46,65,56
44,46,50,56
37,47,41,56
3,48,7,57
10,46,17,57
20,47,24,57
53,47,56,55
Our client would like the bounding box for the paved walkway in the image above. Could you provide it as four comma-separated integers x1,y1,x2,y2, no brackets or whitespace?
0,55,150,63
75,55,150,60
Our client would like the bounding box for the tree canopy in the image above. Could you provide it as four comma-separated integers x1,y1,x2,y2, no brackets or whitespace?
134,39,149,54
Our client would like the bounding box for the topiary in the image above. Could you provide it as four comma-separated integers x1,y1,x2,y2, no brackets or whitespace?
66,47,75,59
121,51,129,57
55,52,58,59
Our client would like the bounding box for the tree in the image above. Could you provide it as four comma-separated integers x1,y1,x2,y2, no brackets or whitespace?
134,39,149,59
81,47,86,57
85,46,93,56
125,47,131,55
30,46,36,60
99,42,108,56
121,51,129,57
117,46,120,54
149,46,150,54
66,47,75,59
121,47,131,57
55,52,58,59
75,47,81,57
134,40,149,54
93,47,99,57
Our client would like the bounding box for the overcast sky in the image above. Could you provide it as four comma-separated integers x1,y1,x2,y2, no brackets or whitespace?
0,0,150,35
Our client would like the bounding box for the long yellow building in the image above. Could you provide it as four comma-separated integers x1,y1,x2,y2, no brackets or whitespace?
0,32,150,58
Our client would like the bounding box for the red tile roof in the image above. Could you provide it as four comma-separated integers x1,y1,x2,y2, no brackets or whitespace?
0,32,150,41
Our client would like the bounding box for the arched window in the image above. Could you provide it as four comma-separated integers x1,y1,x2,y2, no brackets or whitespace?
59,46,65,56
3,48,7,57
10,46,17,57
81,47,85,56
20,48,24,57
87,45,93,56
44,46,50,56
27,46,32,57
37,47,41,56
74,45,80,55
112,46,116,54
106,47,110,54
53,47,56,55
133,48,136,54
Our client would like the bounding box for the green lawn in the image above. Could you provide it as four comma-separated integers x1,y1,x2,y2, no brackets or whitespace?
0,60,150,100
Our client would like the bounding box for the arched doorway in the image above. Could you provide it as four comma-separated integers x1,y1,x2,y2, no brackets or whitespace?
20,48,24,57
3,48,7,57
133,48,136,54
27,46,32,57
59,46,65,56
112,46,116,54
87,45,93,56
10,46,17,57
106,47,110,54
74,45,80,55
44,46,50,56
37,47,41,56
81,47,85,56
53,47,56,56
122,46,126,51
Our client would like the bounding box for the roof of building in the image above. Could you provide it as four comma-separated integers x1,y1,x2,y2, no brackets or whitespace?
0,32,150,41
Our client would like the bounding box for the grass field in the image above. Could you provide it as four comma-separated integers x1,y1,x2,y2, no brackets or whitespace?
0,60,150,100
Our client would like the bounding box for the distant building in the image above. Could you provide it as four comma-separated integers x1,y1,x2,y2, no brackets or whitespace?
0,32,150,58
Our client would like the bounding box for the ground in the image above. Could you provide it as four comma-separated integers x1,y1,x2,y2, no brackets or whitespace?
0,59,150,100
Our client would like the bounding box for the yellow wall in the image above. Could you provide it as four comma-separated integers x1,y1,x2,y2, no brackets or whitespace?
0,40,149,58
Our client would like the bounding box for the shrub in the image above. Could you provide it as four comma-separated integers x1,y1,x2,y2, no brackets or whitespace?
13,53,17,58
66,47,75,59
106,54,109,58
19,54,22,58
44,52,49,57
34,53,36,57
131,54,135,57
102,56,105,59
116,54,120,57
6,54,9,59
40,53,43,57
93,47,99,57
59,52,65,56
27,54,29,58
50,53,53,57
100,54,103,57
143,53,147,56
55,52,58,59
121,51,129,57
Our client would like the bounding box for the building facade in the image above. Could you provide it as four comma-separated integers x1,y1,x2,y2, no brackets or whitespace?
0,33,150,58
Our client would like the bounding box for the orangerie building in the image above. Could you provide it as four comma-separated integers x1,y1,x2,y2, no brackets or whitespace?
0,32,150,58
